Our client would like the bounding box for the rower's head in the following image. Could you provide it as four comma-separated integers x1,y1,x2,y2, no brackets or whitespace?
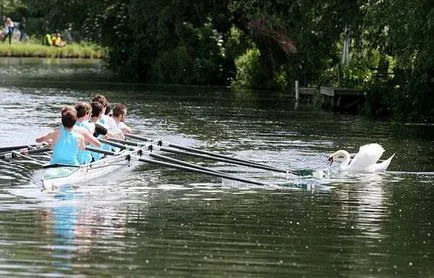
105,104,111,116
61,106,77,128
90,101,104,119
112,104,127,122
92,94,109,113
75,102,92,119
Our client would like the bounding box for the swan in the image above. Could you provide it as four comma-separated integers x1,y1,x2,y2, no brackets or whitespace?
327,143,395,173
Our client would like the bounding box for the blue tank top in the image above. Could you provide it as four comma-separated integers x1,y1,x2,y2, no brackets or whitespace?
50,126,79,166
74,122,93,165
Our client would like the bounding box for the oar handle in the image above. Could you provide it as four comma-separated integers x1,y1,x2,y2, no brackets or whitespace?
86,146,117,156
108,138,142,146
99,138,130,150
125,133,152,142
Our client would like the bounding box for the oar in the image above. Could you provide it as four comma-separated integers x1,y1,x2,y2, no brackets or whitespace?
138,156,268,186
98,138,130,150
148,152,223,175
107,138,143,146
124,133,275,166
98,139,258,175
124,134,313,176
157,146,297,174
0,144,41,153
112,137,291,173
111,137,290,173
85,146,117,156
125,134,267,166
124,133,153,143
0,146,52,159
88,142,267,186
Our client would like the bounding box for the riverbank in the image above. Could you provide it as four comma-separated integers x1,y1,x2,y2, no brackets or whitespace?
0,42,106,59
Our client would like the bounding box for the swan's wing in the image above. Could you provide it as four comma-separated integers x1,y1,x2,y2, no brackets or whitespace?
350,143,385,171
370,153,395,172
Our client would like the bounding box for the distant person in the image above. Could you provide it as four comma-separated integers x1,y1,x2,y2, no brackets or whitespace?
44,33,52,46
52,33,65,47
18,17,27,41
2,17,15,44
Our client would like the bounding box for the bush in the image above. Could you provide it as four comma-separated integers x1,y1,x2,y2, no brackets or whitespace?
232,47,265,89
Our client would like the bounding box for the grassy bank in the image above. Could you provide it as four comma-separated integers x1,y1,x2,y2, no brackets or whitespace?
0,41,106,59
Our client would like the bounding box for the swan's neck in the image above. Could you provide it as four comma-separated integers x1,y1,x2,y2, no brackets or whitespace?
337,150,352,169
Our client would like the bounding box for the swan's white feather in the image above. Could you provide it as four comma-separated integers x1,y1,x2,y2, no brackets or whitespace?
329,143,395,173
350,143,385,171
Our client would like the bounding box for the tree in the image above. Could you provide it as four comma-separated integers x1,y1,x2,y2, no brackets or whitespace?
363,0,434,120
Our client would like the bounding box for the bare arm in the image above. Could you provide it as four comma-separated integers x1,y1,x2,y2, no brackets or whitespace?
77,133,85,150
116,132,125,140
121,124,133,134
36,129,57,145
75,127,101,147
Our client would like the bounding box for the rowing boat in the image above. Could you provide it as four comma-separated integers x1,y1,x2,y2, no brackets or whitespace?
42,146,144,190
2,137,314,190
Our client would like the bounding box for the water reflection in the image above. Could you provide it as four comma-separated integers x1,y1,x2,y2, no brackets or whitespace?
333,173,388,238
39,185,80,270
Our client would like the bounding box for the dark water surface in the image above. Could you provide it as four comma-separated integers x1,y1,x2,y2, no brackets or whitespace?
0,58,433,277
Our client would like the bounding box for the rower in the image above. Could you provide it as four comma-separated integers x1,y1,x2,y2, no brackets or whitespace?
74,102,98,164
89,101,113,161
91,94,126,156
91,94,121,138
112,104,132,134
36,107,84,166
90,101,113,138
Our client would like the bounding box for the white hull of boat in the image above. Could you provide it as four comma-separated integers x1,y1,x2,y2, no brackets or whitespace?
42,148,142,189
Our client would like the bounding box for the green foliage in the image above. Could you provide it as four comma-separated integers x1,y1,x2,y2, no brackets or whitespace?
318,63,374,89
361,0,434,121
6,0,433,120
232,47,265,89
272,66,291,92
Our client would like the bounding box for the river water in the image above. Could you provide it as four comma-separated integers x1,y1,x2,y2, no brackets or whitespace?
0,58,433,277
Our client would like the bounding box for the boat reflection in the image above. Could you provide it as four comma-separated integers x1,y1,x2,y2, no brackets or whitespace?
39,184,116,270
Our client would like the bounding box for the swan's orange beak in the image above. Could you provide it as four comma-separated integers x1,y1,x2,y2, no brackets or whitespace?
327,156,333,166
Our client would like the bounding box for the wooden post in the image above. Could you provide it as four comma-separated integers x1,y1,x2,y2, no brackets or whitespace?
295,80,299,102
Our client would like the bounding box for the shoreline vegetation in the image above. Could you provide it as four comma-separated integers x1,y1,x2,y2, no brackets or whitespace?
0,41,106,59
